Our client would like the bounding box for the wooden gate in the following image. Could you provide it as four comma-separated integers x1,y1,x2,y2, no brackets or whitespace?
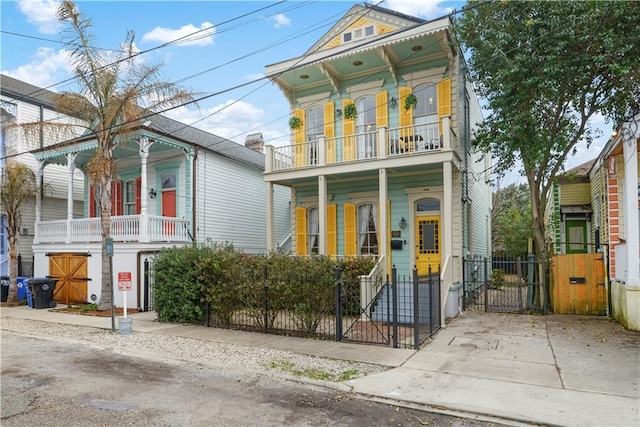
48,253,90,304
551,253,606,315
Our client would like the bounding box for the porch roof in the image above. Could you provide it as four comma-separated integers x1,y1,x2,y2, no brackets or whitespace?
31,113,265,171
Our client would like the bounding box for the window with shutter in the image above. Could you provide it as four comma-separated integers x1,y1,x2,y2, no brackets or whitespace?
295,206,307,256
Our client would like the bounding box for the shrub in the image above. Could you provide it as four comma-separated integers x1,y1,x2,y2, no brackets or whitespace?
490,269,506,289
153,244,213,324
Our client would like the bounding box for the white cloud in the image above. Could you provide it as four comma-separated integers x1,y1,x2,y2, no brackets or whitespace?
142,22,215,47
17,0,62,34
270,13,291,29
2,47,73,89
165,100,266,144
383,0,453,20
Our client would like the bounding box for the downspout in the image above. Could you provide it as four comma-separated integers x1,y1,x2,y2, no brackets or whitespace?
192,146,198,244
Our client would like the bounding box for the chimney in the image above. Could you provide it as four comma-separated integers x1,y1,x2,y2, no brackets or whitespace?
245,133,264,153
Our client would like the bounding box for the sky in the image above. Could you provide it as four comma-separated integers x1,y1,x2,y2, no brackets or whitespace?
1,0,613,187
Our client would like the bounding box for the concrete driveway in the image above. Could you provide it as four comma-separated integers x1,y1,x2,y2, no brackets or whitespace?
347,311,640,427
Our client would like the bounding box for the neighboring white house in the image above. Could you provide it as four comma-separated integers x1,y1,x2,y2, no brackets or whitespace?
263,3,492,323
27,88,290,309
1,74,87,277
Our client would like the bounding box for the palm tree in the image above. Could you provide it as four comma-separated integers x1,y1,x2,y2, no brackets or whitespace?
0,162,40,303
54,1,197,310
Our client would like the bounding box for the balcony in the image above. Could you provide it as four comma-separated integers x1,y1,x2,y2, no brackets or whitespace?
35,215,192,244
266,120,455,173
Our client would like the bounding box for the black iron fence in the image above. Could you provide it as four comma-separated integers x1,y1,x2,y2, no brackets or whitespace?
203,265,441,349
463,255,547,314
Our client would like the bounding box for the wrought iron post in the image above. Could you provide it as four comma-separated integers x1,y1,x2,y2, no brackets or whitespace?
334,266,342,342
516,257,523,312
484,257,489,312
392,265,398,348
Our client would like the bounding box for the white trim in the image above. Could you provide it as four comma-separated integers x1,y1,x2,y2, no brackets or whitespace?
346,79,384,98
297,92,331,109
401,66,447,87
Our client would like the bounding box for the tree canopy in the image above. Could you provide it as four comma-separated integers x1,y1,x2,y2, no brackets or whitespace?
455,0,640,260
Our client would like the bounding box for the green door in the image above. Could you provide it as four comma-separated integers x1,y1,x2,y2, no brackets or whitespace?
565,219,587,254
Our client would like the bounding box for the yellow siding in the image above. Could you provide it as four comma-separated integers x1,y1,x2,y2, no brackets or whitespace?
560,183,591,205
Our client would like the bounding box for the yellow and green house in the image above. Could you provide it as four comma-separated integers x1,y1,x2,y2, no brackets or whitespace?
263,4,491,323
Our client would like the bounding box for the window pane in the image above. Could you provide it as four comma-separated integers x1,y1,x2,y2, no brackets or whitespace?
417,199,440,211
162,173,176,189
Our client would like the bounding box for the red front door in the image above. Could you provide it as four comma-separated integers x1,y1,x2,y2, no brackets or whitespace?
162,190,176,236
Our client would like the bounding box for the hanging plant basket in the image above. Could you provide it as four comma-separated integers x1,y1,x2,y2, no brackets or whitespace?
343,103,358,120
404,93,418,111
289,116,303,130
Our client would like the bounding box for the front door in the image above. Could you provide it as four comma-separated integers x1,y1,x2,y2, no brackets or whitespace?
48,253,89,304
416,216,441,277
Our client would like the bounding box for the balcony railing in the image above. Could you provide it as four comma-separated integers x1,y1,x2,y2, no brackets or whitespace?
267,120,454,172
36,215,191,244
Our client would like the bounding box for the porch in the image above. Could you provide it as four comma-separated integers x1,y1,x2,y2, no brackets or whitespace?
265,120,456,174
35,215,191,244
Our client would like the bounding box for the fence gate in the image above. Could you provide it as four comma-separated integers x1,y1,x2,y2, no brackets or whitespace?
142,256,156,311
463,256,547,314
337,266,441,350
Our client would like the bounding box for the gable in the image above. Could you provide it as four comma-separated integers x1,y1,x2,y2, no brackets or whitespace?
306,4,423,54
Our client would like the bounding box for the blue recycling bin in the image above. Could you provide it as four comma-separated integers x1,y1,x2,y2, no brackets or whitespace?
17,276,30,300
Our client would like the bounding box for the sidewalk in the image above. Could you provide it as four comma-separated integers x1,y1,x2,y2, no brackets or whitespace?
1,305,639,426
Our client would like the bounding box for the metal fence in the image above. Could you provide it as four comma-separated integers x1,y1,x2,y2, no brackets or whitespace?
463,255,547,314
203,265,441,350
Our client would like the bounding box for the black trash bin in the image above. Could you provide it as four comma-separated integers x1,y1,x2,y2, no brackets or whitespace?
1,276,8,302
27,278,58,309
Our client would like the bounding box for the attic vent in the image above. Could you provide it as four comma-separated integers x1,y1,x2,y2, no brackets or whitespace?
245,133,264,154
343,25,375,43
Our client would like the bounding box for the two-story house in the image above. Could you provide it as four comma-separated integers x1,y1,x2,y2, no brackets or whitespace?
263,4,491,324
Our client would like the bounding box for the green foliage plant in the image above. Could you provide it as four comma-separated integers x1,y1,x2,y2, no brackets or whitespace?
289,116,303,130
403,93,418,111
343,103,358,120
490,269,505,289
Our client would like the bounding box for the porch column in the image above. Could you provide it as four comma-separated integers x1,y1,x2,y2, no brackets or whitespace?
378,168,388,267
318,175,327,255
442,116,451,150
442,161,453,327
66,153,77,244
266,181,275,252
318,137,326,166
622,117,639,287
138,137,153,243
34,160,44,244
378,127,387,160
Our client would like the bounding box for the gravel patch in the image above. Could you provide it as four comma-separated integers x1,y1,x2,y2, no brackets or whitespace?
0,317,389,383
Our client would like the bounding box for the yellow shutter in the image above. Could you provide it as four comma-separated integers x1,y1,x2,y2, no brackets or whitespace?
293,108,306,167
324,102,335,163
437,78,451,136
344,203,356,256
342,99,355,161
376,91,388,128
296,206,307,256
327,204,337,256
399,87,413,128
437,78,452,118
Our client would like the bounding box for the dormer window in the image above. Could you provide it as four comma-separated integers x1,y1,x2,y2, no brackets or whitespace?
343,25,375,43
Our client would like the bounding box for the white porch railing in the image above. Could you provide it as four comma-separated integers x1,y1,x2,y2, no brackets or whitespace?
359,255,386,319
36,215,191,244
268,121,453,172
